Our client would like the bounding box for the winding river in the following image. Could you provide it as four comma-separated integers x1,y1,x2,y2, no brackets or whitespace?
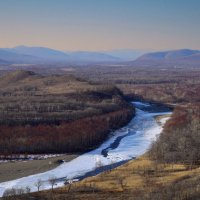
0,101,171,196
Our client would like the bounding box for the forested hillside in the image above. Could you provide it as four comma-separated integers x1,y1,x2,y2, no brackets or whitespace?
150,104,200,166
0,70,134,155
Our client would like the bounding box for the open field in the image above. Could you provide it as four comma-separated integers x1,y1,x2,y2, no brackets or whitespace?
0,154,79,182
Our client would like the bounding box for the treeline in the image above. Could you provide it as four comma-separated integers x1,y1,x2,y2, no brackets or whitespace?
0,87,128,126
149,104,200,166
72,65,200,104
0,108,134,155
121,83,200,103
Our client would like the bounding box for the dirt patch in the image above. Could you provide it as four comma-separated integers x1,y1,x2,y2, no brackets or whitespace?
0,154,79,182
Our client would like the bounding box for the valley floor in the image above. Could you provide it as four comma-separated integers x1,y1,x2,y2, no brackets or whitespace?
0,102,170,197
0,154,79,182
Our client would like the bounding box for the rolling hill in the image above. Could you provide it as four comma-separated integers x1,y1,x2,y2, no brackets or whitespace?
9,46,70,62
132,49,200,67
0,49,42,64
137,49,199,60
0,70,133,154
2,47,200,66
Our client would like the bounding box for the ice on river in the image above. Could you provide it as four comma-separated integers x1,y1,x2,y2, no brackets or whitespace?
0,102,171,197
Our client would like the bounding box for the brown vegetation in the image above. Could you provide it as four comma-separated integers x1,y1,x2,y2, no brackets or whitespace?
4,156,200,200
70,65,200,104
0,108,133,154
149,103,200,166
1,65,200,199
0,70,134,155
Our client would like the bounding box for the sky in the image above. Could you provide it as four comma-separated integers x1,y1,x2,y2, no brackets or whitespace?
0,0,200,51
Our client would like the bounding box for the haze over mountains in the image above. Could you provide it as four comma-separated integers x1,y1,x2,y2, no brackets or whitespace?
0,46,200,67
0,46,122,65
104,49,148,61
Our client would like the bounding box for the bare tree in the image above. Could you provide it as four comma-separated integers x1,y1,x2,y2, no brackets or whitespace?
3,188,16,198
67,179,73,193
48,176,57,192
25,186,31,194
35,179,43,192
3,187,26,197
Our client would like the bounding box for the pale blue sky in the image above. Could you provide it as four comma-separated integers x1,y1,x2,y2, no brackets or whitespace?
0,0,200,50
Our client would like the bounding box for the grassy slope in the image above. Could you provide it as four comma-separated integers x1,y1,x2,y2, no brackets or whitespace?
12,156,200,200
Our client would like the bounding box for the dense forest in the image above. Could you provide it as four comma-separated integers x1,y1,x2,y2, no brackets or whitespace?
0,70,134,155
0,108,133,155
71,65,200,104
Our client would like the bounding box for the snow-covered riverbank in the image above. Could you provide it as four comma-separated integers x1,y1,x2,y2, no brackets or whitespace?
0,102,171,197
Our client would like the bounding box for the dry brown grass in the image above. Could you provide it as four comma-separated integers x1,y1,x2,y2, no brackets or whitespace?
3,157,200,200
74,156,199,192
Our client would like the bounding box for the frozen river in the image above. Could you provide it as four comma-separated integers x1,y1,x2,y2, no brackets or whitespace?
0,101,171,196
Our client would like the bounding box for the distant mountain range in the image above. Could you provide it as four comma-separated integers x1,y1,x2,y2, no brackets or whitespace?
67,51,121,63
8,46,70,62
133,49,200,67
0,46,200,66
0,46,122,65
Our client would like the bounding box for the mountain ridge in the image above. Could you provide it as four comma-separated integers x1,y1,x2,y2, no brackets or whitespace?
0,46,121,64
136,49,200,60
132,49,200,67
1,47,200,66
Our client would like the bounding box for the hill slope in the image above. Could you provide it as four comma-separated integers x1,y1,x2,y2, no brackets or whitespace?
0,70,134,154
9,46,69,62
132,49,200,67
0,49,42,64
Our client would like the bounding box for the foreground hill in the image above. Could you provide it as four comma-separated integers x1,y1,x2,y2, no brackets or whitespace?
0,70,133,155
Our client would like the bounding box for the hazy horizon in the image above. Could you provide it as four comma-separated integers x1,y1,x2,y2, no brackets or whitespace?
0,0,200,51
1,45,199,53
